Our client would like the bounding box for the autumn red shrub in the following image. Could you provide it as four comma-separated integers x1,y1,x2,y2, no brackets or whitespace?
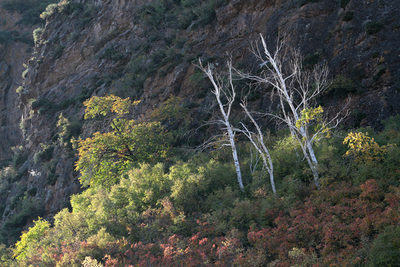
247,180,400,266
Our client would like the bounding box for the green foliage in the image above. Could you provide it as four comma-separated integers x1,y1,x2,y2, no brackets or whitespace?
295,106,329,137
169,163,208,212
137,0,226,31
32,27,44,44
170,159,238,213
342,11,354,21
0,167,15,190
59,1,84,15
381,115,400,137
302,51,321,69
31,97,79,114
53,45,65,59
0,31,32,45
271,134,308,183
70,188,128,238
13,218,49,261
340,0,351,9
2,0,58,25
76,95,171,188
11,146,28,169
33,143,54,164
100,48,125,61
31,98,51,112
5,112,400,266
111,53,163,98
149,95,191,144
27,187,37,196
288,247,319,266
327,74,357,97
137,1,167,28
76,123,169,187
56,113,82,148
39,3,58,19
373,65,387,82
366,20,383,35
368,226,400,266
110,163,171,212
46,171,59,186
315,137,348,184
1,194,45,245
297,0,321,7
350,64,365,81
0,244,15,266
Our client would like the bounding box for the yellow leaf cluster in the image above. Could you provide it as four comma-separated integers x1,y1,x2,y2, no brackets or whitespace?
296,106,324,129
296,106,331,138
83,95,139,119
343,132,390,164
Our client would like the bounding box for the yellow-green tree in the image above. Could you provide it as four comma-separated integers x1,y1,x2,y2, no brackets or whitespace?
343,132,389,164
13,218,49,262
75,95,170,188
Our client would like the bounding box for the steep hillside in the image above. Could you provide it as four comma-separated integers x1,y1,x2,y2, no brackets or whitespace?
1,0,400,245
0,7,32,162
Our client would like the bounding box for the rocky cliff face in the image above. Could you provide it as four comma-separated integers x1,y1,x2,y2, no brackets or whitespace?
0,9,32,161
1,0,400,240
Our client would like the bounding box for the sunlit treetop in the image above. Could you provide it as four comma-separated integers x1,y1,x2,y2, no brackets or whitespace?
76,95,170,188
83,95,140,119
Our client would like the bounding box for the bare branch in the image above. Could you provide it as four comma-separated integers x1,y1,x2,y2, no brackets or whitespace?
197,59,244,191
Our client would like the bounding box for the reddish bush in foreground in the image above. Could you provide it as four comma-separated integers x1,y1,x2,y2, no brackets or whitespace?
248,180,400,266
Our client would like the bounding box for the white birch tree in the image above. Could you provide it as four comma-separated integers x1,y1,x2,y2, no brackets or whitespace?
239,100,276,196
198,60,244,191
236,34,348,190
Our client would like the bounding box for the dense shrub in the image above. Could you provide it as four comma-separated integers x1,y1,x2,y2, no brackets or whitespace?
53,45,65,59
247,180,400,266
39,3,58,19
342,11,354,21
0,195,45,245
32,27,44,44
340,0,350,9
297,0,321,7
368,226,400,266
366,21,383,35
4,114,400,266
0,31,32,45
2,0,58,25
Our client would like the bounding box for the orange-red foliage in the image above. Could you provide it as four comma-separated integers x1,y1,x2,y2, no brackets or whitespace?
23,180,400,266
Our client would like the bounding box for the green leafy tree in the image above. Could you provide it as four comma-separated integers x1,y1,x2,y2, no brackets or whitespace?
13,218,49,261
75,95,171,188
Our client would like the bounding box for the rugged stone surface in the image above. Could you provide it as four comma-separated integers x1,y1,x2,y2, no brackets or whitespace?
0,8,32,161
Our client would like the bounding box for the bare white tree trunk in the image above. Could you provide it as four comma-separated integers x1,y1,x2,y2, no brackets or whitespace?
236,34,348,190
240,102,276,196
306,139,320,189
199,61,244,191
227,125,244,191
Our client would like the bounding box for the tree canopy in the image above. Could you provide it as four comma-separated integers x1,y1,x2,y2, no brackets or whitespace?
75,95,171,188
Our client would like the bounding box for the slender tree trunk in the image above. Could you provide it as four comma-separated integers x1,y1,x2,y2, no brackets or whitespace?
241,103,276,196
200,61,244,191
227,126,244,191
306,139,320,190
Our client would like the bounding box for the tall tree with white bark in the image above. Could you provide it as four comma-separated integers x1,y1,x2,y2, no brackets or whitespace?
236,35,348,190
198,60,244,191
